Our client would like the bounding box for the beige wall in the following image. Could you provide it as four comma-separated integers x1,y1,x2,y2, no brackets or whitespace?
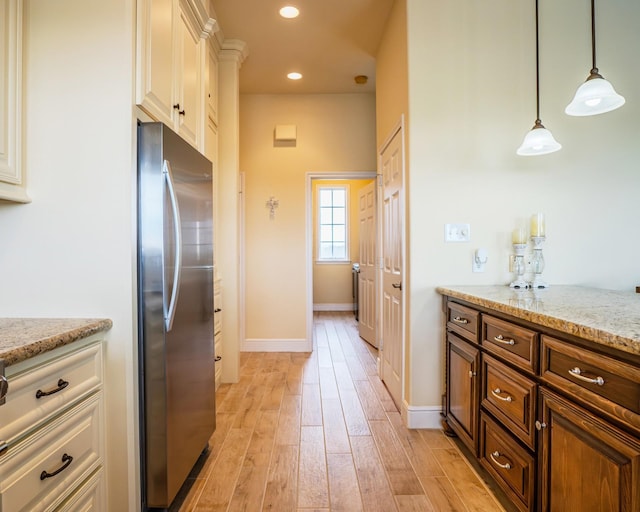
312,179,374,307
398,0,640,412
240,94,376,345
0,0,139,509
376,0,408,148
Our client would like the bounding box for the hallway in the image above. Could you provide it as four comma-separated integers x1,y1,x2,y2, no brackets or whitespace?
173,312,505,511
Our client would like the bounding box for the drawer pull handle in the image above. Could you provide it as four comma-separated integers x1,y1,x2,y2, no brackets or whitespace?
452,316,468,324
35,379,69,399
491,388,513,402
490,451,512,470
493,334,515,346
40,453,73,480
568,367,604,386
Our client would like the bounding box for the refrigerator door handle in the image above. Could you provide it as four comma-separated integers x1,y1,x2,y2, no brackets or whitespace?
163,159,182,332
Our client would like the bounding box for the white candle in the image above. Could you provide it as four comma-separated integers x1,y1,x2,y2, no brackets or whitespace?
530,213,545,237
512,227,527,244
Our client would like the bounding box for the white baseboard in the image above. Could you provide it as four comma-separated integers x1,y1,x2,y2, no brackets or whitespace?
242,338,312,352
313,303,355,312
402,402,443,429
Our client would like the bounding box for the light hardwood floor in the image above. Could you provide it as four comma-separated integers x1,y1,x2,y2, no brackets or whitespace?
172,311,507,512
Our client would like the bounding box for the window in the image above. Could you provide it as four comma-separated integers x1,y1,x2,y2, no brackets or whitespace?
318,186,348,261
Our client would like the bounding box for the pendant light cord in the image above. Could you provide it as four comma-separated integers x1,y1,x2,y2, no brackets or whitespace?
591,0,598,73
535,0,541,123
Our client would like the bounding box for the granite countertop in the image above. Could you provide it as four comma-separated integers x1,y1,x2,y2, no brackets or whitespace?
0,318,113,367
436,285,640,357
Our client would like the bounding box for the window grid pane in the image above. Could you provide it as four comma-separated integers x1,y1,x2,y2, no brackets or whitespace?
318,186,348,260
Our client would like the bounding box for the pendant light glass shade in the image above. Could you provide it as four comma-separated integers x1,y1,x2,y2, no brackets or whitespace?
565,0,624,116
517,0,561,156
517,120,562,156
565,70,625,116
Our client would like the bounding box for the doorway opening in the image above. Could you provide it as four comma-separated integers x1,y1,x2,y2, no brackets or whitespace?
305,172,377,352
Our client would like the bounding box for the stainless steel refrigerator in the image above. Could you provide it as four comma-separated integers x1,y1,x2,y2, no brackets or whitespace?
137,122,216,510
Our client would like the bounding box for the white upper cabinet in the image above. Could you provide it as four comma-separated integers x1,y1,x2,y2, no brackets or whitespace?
136,0,216,150
0,0,28,203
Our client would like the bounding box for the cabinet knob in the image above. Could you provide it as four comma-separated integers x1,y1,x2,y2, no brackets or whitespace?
173,103,181,110
535,420,547,430
178,109,185,116
214,308,222,313
468,370,476,378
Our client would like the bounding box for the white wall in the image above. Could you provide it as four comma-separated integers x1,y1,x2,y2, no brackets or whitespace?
240,94,376,348
0,1,139,509
403,0,640,408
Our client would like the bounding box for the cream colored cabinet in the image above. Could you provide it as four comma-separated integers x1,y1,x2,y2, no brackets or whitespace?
0,336,105,511
136,0,215,150
0,0,28,203
214,277,222,389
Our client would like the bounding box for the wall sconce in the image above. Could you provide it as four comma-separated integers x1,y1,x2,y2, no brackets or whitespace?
517,0,561,156
565,0,625,116
266,196,279,219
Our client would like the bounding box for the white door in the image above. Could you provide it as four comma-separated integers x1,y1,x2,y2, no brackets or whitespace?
380,127,404,408
358,181,376,346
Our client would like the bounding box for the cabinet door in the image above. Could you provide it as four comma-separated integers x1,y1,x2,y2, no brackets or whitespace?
136,0,175,127
0,0,28,203
207,47,218,125
175,3,201,148
446,332,480,455
539,388,640,512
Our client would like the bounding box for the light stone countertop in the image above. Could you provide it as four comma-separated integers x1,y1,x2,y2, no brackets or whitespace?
436,285,640,357
0,318,112,366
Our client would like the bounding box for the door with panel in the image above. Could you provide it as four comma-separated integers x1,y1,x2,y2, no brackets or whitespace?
357,180,376,346
380,126,404,408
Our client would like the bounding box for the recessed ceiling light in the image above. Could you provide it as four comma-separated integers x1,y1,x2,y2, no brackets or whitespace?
279,6,299,19
287,72,302,80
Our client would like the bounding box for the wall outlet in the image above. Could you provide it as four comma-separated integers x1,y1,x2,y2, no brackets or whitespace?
444,223,470,242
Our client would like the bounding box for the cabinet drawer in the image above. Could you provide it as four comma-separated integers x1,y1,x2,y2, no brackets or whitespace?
0,394,103,512
482,315,537,373
56,467,105,512
0,342,103,444
446,302,479,343
541,335,640,432
481,354,537,450
479,413,535,512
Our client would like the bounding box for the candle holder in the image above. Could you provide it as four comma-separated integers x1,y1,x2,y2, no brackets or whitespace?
530,236,549,288
510,243,529,289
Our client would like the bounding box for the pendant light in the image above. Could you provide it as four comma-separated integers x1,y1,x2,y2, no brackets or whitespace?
517,0,561,156
565,0,625,116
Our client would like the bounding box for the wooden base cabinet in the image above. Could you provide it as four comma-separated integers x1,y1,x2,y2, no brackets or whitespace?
538,388,640,512
441,295,640,512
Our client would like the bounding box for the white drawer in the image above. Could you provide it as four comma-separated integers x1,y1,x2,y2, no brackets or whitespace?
56,467,105,512
0,393,103,512
1,341,103,444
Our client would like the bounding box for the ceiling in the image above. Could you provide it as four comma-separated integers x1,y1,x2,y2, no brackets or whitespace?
211,0,395,94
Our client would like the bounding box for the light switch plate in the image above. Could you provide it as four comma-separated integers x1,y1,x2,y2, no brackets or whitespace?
444,223,471,242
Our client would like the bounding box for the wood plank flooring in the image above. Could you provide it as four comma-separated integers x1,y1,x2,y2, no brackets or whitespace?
171,312,506,512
